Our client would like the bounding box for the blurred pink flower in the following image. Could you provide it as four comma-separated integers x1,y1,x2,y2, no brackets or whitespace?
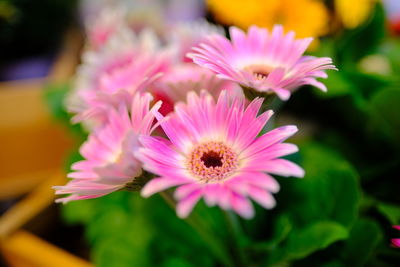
85,5,127,50
167,20,224,62
54,93,161,203
137,90,303,219
392,225,400,248
152,63,242,115
188,25,336,100
67,27,170,126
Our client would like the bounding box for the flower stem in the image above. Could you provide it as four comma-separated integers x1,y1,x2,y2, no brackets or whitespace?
222,209,247,267
159,191,234,267
261,95,283,113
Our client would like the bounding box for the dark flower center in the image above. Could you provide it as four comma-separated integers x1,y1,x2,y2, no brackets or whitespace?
244,64,273,80
201,151,223,168
187,141,238,183
253,71,269,80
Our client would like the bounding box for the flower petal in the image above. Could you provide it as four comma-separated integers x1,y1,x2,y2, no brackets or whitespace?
176,190,203,218
141,177,191,197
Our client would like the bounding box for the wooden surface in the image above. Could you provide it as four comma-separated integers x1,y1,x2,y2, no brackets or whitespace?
0,172,65,240
0,86,74,199
0,28,91,266
0,28,82,200
1,230,93,267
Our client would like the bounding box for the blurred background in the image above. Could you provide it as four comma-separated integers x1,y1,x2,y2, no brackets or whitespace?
0,0,400,266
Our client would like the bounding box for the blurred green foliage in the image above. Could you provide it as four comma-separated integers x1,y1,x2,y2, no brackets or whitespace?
44,3,400,266
44,82,86,143
62,191,218,267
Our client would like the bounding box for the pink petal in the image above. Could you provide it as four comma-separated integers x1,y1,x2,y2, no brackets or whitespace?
141,177,191,197
243,125,298,156
228,172,280,193
246,143,299,162
243,158,305,178
247,186,276,209
273,87,291,100
392,239,400,248
230,193,254,219
203,184,221,206
217,187,233,210
174,183,202,200
176,190,203,218
55,193,108,204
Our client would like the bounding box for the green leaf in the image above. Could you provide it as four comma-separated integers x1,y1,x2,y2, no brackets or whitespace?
262,143,361,265
284,142,361,228
161,258,195,267
43,82,86,140
336,3,386,67
313,39,336,59
61,199,97,225
251,214,292,251
87,193,154,267
340,219,383,266
377,202,400,225
315,70,391,112
377,38,400,74
62,192,155,266
43,82,71,123
346,71,392,100
93,236,151,267
286,222,349,259
322,261,345,267
268,215,292,247
268,222,349,264
369,87,400,145
315,70,353,98
62,190,218,266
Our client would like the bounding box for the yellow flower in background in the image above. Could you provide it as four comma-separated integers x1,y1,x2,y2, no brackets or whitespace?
335,0,376,29
207,0,329,42
207,0,281,30
279,0,329,39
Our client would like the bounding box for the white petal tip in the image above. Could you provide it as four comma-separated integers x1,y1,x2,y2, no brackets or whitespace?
54,198,67,204
140,189,152,198
294,168,305,178
240,210,255,219
177,210,189,219
140,184,156,198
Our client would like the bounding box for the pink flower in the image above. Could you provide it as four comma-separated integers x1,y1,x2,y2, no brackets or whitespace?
188,25,337,100
67,27,169,127
85,5,126,50
137,90,304,218
392,225,400,248
54,93,161,203
152,63,242,115
77,50,168,125
167,20,224,62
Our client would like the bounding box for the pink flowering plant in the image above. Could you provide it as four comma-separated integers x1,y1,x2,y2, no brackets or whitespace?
46,1,400,266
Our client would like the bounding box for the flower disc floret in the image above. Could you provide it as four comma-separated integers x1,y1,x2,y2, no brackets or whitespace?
187,141,238,183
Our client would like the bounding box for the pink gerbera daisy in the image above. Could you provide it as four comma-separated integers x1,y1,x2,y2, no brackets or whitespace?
188,25,337,100
137,90,304,218
54,93,161,203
